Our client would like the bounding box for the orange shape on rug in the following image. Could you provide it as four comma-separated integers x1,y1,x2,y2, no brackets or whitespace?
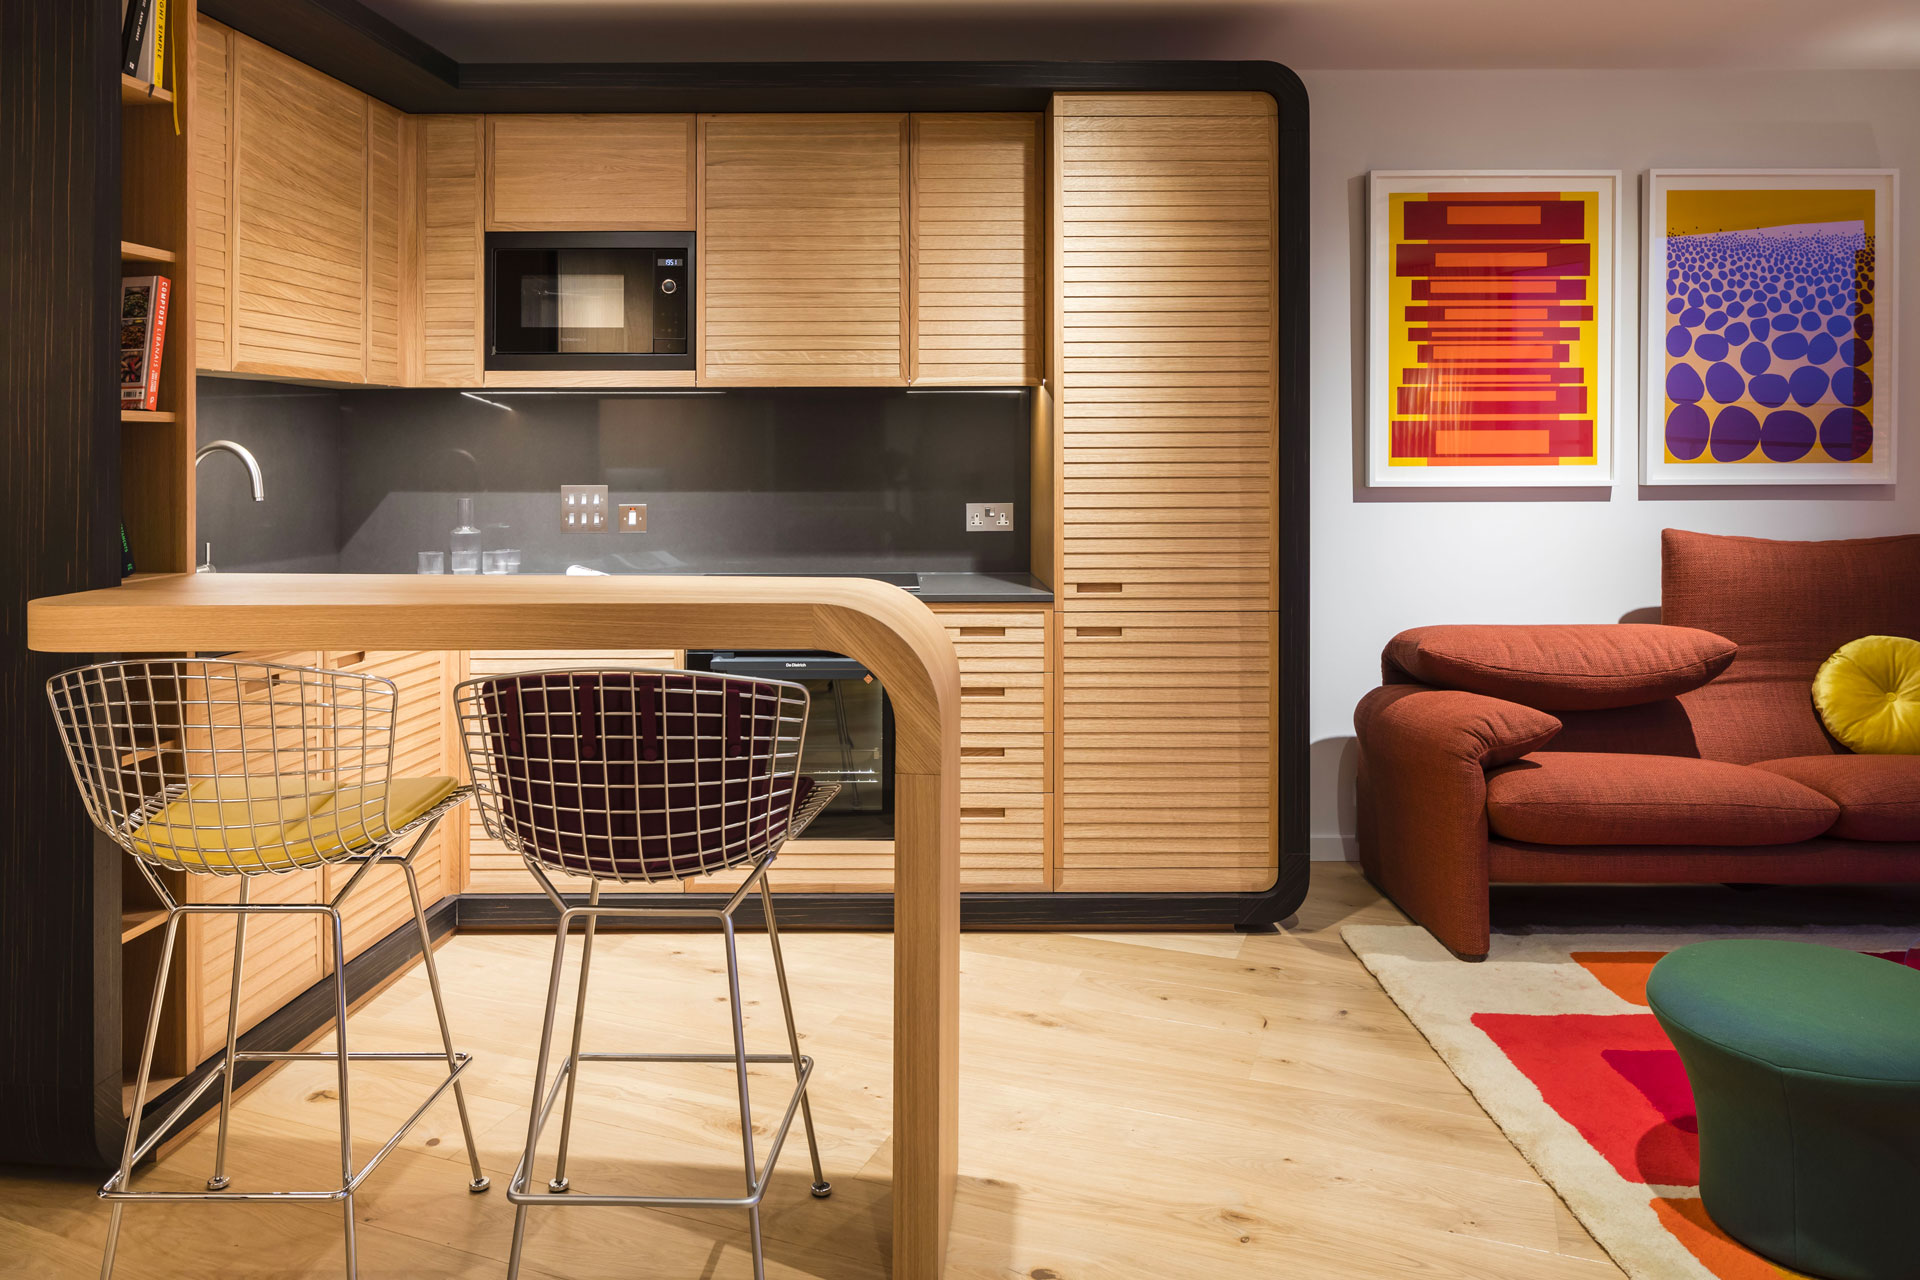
1651,1197,1816,1280
1572,950,1668,1006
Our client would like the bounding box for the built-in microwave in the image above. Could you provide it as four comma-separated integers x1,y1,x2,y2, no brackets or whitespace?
485,231,694,371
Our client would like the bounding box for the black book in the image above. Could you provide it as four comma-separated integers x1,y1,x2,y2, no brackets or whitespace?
119,523,136,579
121,0,150,78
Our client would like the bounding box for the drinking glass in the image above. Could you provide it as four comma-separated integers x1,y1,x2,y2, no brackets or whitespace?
417,551,446,574
482,549,513,575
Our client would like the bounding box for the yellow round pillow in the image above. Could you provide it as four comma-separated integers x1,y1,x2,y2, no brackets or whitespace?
1813,636,1920,754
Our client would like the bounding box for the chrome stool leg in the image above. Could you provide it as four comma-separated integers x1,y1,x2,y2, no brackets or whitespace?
101,910,181,1280
400,857,490,1192
206,878,250,1191
760,877,830,1198
328,908,359,1280
548,881,601,1194
507,902,579,1280
722,914,767,1280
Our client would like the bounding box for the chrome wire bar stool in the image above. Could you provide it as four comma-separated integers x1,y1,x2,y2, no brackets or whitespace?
456,667,839,1280
46,659,491,1280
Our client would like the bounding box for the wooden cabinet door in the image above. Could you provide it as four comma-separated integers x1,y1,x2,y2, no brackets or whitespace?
910,113,1043,386
321,650,458,962
415,115,484,388
192,16,233,372
1059,612,1275,892
364,100,406,386
228,33,368,383
487,115,695,230
1053,93,1277,612
698,114,909,385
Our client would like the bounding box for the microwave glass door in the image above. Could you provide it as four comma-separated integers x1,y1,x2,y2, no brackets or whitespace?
487,233,692,369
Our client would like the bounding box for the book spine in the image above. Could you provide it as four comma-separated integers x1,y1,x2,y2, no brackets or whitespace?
150,0,167,91
121,0,148,78
143,278,170,412
120,524,136,579
136,0,156,85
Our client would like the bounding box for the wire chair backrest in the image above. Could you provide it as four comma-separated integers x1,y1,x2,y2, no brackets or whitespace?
46,659,403,876
455,668,812,885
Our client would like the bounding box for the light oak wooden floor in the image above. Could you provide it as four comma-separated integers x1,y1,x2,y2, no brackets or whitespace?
0,865,1618,1279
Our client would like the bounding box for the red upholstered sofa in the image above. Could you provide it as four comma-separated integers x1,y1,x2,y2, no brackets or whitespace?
1354,529,1920,959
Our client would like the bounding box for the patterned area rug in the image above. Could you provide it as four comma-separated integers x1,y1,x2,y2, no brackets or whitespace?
1342,925,1920,1280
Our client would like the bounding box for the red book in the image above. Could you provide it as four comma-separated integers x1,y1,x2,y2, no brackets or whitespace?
120,275,170,411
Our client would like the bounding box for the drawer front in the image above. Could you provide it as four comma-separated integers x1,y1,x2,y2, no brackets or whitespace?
1059,612,1275,892
462,649,681,895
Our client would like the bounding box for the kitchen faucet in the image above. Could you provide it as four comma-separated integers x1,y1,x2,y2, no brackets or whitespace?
194,439,265,573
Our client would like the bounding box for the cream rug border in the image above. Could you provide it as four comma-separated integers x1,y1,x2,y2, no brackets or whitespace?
1341,924,1920,1280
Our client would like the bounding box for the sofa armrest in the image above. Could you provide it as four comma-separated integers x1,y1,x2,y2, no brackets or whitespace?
1353,685,1562,957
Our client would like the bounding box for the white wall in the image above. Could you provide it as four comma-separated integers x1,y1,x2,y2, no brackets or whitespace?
1302,69,1920,858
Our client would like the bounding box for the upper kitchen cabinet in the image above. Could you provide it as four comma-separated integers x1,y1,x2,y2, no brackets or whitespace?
698,114,909,385
413,116,485,387
364,99,407,386
910,113,1044,386
224,32,370,383
486,115,696,230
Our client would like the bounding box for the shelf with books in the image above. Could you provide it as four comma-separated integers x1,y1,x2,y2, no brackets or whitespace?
119,240,176,265
119,73,174,107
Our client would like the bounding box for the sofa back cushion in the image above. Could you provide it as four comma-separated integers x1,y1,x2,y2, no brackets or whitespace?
1384,624,1735,711
1663,530,1920,762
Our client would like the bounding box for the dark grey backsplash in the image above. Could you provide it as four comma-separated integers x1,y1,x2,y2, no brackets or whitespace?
197,381,1031,575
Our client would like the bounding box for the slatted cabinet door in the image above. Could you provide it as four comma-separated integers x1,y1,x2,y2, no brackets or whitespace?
1059,613,1275,891
910,113,1044,385
1053,92,1278,612
699,114,910,385
321,651,459,962
415,116,485,388
364,100,406,386
933,606,1052,889
192,17,233,371
462,650,681,895
228,33,368,383
487,115,696,230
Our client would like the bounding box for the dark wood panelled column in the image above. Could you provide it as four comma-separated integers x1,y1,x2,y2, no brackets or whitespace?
0,0,123,1165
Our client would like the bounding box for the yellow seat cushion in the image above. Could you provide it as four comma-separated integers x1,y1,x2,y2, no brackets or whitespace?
129,774,460,872
1813,636,1920,755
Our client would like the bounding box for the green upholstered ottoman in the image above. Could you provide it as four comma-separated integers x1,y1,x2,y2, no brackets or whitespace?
1647,940,1920,1280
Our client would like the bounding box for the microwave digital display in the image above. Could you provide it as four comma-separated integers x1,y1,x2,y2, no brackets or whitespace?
486,231,694,372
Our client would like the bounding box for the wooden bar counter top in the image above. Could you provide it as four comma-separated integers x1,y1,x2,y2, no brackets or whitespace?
28,571,962,1279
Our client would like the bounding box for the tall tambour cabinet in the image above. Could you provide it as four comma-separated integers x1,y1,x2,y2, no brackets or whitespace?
1052,92,1279,892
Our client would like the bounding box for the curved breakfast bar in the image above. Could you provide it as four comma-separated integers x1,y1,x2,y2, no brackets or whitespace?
28,571,962,1279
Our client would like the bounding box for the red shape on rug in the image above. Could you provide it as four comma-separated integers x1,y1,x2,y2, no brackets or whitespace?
1473,1012,1698,1185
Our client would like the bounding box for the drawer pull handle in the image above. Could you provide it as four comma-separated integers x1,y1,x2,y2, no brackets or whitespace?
1074,627,1124,638
961,807,1007,820
961,746,1006,758
958,626,1006,638
962,686,1006,698
1075,582,1123,594
332,651,366,668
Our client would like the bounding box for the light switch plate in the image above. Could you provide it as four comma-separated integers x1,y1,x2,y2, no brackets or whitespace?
561,484,609,533
965,501,1015,532
618,503,648,532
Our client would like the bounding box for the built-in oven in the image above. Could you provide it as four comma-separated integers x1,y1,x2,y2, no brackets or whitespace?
685,650,893,842
485,231,694,371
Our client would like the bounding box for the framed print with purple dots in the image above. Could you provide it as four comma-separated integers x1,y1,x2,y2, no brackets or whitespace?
1645,169,1897,485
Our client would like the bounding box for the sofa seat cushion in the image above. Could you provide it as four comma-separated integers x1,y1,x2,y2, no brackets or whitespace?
1486,752,1839,846
1752,755,1920,841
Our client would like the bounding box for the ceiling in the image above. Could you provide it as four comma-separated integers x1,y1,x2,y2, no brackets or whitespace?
355,0,1920,69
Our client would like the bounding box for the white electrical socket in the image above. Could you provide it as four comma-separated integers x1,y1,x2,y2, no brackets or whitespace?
965,502,1015,532
561,484,609,533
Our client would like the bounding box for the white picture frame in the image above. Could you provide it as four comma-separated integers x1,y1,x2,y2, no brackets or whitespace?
1367,170,1620,488
1642,169,1898,486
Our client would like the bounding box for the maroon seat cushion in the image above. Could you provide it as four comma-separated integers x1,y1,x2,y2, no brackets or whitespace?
1752,756,1920,842
1383,624,1736,711
1486,752,1838,846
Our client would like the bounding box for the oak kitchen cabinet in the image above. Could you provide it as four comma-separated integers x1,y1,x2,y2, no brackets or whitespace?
486,114,696,231
1051,92,1280,893
697,114,911,385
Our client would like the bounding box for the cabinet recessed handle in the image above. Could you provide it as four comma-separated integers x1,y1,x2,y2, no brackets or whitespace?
1075,583,1123,594
961,746,1006,758
333,652,366,668
1074,627,1123,638
961,807,1007,820
962,686,1006,698
958,626,1006,637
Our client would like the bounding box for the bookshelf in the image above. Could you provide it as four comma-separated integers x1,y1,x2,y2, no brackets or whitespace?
118,0,197,579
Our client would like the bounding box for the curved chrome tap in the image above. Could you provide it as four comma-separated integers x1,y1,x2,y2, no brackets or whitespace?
194,440,266,572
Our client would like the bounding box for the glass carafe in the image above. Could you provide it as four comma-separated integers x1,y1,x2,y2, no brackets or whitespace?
450,496,482,574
